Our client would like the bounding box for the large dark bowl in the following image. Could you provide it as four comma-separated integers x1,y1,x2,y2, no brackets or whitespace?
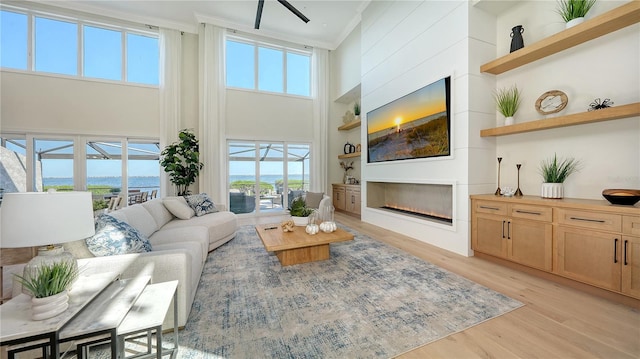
602,189,640,206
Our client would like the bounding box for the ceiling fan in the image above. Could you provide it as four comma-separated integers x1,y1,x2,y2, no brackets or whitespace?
255,0,310,29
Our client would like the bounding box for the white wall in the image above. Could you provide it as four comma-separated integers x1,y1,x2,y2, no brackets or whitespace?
491,1,640,199
331,26,361,102
359,1,493,256
1,71,159,137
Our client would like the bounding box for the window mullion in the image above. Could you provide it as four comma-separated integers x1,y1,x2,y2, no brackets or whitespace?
27,11,34,71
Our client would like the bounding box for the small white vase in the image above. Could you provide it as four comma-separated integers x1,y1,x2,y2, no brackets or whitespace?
504,116,515,126
31,290,69,321
565,17,584,29
541,183,564,199
291,216,308,226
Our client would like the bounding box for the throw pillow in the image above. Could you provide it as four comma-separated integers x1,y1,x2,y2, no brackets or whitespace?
85,214,153,257
184,193,219,217
305,192,324,209
163,196,195,219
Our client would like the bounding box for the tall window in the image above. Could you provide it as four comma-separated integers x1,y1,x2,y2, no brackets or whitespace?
228,141,310,215
127,141,161,199
34,138,75,192
1,136,27,194
86,140,122,198
225,38,311,97
0,8,159,86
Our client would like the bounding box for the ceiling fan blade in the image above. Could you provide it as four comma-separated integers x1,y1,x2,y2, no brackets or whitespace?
277,0,310,23
255,0,264,29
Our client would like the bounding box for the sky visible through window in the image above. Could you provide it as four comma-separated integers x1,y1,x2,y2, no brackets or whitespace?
0,10,158,85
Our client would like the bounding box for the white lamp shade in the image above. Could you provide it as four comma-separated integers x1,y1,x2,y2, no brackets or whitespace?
1,191,96,248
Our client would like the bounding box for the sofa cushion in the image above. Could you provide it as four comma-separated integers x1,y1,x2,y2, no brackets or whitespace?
305,192,324,209
141,198,175,228
149,226,209,263
109,205,158,238
162,211,237,246
163,197,195,220
184,193,219,217
85,214,153,257
64,239,95,259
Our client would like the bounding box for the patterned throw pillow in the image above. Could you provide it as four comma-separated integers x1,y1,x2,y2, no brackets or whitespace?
85,214,153,257
184,193,219,217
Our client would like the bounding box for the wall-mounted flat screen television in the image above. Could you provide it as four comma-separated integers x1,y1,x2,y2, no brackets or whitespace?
367,76,451,163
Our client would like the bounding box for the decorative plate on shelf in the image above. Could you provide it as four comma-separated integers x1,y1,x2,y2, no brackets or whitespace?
535,90,568,115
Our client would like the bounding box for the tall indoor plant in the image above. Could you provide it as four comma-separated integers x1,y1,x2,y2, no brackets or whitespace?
539,153,581,198
494,85,521,126
557,0,597,28
160,129,204,196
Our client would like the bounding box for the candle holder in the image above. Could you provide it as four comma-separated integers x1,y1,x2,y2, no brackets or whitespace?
515,163,523,196
495,157,502,196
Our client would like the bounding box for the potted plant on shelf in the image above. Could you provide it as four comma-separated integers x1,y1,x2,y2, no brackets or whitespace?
354,103,361,121
539,153,581,198
557,0,597,29
15,261,80,320
160,129,204,196
494,85,521,126
288,195,313,226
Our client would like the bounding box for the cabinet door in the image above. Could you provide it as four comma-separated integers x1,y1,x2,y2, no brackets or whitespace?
555,226,621,292
621,236,640,299
346,188,361,215
509,218,552,271
473,213,507,259
333,187,346,211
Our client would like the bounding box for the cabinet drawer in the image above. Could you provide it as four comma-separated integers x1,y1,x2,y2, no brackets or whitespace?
556,208,621,232
623,216,640,236
474,200,508,216
510,204,552,222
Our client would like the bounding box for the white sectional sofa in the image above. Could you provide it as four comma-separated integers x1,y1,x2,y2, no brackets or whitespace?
68,197,237,329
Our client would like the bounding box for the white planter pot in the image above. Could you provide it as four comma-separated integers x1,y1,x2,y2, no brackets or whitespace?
566,17,584,29
504,116,515,126
541,183,564,199
31,290,69,321
291,216,308,226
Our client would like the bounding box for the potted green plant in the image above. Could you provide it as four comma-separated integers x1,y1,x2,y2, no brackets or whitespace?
539,153,581,198
15,261,79,320
494,85,521,126
288,195,313,226
354,102,361,120
557,0,597,28
160,129,204,196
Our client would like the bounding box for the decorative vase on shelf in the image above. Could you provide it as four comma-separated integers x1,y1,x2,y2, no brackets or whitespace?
565,17,584,29
541,183,564,199
510,25,524,53
504,116,515,126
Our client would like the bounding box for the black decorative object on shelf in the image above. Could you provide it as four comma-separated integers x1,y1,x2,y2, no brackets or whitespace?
588,98,614,111
510,25,524,53
495,157,503,196
515,164,523,197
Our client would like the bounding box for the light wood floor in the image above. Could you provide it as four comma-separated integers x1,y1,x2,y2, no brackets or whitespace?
332,212,640,359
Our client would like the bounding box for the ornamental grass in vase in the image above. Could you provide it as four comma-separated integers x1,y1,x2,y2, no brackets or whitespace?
494,85,521,126
15,261,80,320
539,153,581,199
557,0,597,28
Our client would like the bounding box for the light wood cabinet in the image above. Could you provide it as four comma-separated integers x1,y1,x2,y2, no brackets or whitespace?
472,200,552,271
332,184,360,217
471,194,640,299
332,185,346,211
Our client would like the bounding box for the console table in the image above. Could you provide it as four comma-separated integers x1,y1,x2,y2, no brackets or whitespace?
0,272,120,359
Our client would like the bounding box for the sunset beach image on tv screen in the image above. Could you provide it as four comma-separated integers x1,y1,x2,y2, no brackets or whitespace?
367,77,451,163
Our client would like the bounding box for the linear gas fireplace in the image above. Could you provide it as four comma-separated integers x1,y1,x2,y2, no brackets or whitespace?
367,181,453,225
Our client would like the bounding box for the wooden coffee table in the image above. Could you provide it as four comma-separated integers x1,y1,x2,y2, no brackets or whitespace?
255,224,354,266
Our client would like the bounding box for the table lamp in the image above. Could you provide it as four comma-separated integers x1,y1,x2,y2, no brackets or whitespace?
0,190,95,319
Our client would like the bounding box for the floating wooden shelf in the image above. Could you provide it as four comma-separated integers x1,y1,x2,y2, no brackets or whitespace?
338,152,361,159
480,1,640,75
480,102,640,137
338,119,361,131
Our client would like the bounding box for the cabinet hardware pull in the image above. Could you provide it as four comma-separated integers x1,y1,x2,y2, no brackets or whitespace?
515,210,541,215
624,240,628,266
614,238,618,264
569,216,606,223
480,206,500,211
507,221,511,240
502,221,505,239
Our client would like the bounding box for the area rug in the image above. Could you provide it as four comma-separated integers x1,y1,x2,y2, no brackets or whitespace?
168,224,523,358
